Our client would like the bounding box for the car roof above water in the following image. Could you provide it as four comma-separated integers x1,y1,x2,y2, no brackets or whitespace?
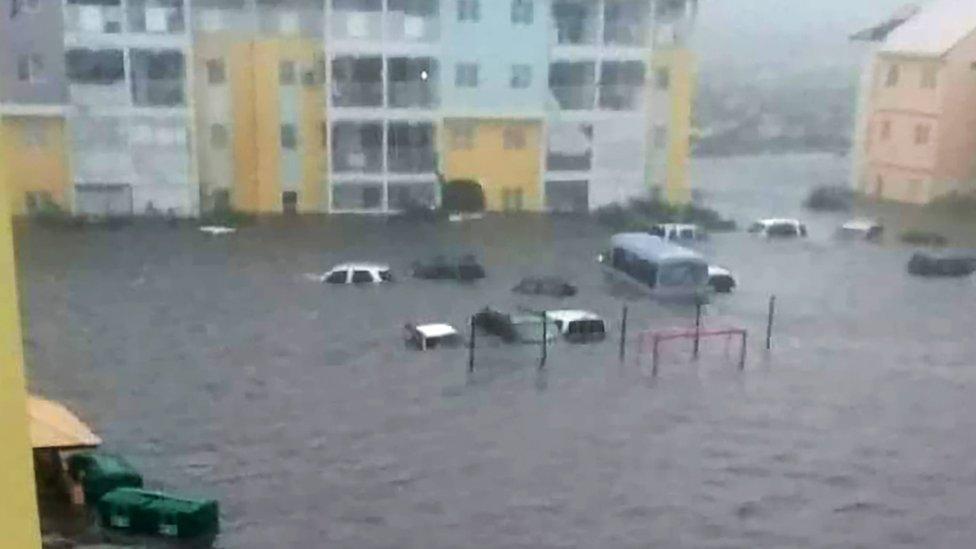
545,310,602,324
331,262,391,271
610,233,704,263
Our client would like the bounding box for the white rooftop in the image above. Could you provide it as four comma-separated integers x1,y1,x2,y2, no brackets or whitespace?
880,0,976,57
415,323,458,338
545,310,602,323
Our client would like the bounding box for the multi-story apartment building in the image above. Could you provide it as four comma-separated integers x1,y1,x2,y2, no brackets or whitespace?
63,0,197,216
193,0,326,214
2,0,697,216
854,0,976,204
0,0,72,215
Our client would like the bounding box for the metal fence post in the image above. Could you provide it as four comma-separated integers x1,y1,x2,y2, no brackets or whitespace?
468,316,475,373
693,302,702,359
766,295,776,351
619,305,628,362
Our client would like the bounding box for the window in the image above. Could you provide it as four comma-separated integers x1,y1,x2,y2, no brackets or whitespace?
511,65,532,89
885,63,899,87
281,124,298,149
16,54,43,82
511,0,533,24
351,270,374,283
881,120,891,141
455,63,479,88
206,59,225,84
326,270,348,284
503,126,526,149
66,48,125,84
458,0,480,21
654,68,670,90
914,124,931,145
280,61,296,85
302,69,317,87
653,125,667,149
210,124,228,148
921,65,938,89
321,121,328,148
282,191,298,214
451,123,475,149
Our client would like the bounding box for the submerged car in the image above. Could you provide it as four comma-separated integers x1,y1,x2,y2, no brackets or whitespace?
907,252,976,277
707,265,737,293
748,218,808,238
472,307,558,343
837,219,883,241
512,276,577,297
404,323,462,350
545,310,607,343
322,263,393,284
649,223,705,243
411,255,485,281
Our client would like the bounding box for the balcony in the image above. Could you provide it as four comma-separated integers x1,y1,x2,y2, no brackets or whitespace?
598,84,642,111
386,0,439,43
131,78,185,106
332,122,383,173
550,85,596,110
64,2,123,35
552,1,598,45
332,81,383,107
127,0,185,34
130,50,185,106
388,147,435,173
330,0,383,41
332,181,384,211
388,82,438,109
388,181,437,210
604,0,648,46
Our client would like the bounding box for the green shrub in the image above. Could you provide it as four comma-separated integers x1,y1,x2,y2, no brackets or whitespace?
593,198,735,232
441,179,485,213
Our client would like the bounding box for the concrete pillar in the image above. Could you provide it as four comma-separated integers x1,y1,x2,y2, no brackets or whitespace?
0,125,42,547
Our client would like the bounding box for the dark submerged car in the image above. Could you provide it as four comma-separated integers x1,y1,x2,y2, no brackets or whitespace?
907,252,976,277
412,255,485,281
512,276,577,297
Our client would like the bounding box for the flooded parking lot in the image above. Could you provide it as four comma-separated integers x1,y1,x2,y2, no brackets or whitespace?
20,154,976,548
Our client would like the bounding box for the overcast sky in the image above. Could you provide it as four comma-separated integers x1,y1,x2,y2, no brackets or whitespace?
694,0,921,73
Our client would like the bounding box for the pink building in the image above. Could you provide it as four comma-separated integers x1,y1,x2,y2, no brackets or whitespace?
857,0,976,204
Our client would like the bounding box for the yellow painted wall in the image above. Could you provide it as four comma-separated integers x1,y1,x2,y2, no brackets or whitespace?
0,123,43,548
196,36,325,214
651,48,695,205
442,119,542,211
0,116,70,215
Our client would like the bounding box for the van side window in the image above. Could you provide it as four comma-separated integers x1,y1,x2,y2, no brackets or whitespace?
800,224,808,237
379,270,392,282
326,270,347,284
351,270,373,283
612,247,628,270
680,228,695,239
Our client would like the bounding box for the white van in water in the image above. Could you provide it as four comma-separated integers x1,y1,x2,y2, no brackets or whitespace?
748,218,808,238
405,323,461,350
602,233,709,300
322,263,393,284
545,310,607,343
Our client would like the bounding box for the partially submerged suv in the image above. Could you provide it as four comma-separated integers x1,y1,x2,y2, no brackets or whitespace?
323,263,393,284
545,310,607,343
748,218,808,238
472,307,559,343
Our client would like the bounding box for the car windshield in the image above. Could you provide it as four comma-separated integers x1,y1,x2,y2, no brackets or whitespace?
658,262,707,287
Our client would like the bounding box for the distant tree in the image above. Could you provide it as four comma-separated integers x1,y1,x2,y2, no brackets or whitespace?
441,179,485,213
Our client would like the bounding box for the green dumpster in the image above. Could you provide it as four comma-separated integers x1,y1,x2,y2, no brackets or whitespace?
66,452,143,503
97,488,220,539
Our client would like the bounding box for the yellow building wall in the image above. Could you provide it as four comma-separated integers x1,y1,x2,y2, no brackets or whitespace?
0,124,43,548
651,48,695,205
196,36,325,214
442,119,542,211
0,116,70,215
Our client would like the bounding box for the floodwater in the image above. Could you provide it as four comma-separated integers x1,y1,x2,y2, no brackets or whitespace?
20,154,976,548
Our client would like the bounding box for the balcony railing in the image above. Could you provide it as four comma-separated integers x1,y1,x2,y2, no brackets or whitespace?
547,153,592,171
69,82,130,107
131,78,185,106
332,81,384,107
332,148,384,173
388,81,438,109
598,84,643,111
388,148,435,173
550,85,596,110
385,13,439,42
603,22,646,46
330,11,383,41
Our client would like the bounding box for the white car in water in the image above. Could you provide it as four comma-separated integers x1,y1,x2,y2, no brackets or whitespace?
748,218,808,238
321,263,393,284
707,265,736,293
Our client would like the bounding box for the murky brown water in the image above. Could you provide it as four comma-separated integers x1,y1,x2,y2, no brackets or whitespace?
20,154,976,548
